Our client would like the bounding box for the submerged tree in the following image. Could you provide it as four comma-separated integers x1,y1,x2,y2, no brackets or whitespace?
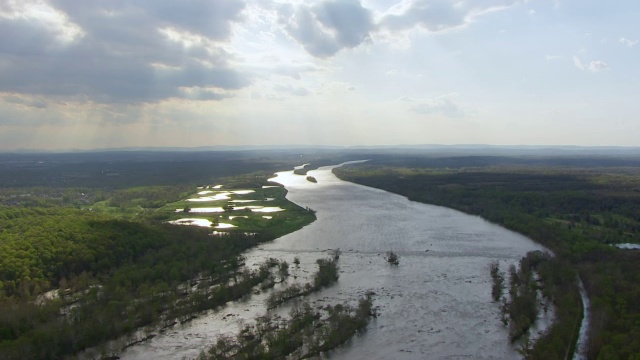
385,251,399,265
490,261,505,302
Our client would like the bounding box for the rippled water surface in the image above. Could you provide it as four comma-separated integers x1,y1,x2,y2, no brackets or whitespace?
122,163,547,359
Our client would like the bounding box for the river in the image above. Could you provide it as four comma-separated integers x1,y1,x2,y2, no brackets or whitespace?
121,162,548,359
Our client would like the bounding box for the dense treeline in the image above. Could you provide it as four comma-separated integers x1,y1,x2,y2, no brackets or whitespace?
0,210,169,298
525,256,583,359
492,251,582,359
0,151,334,359
335,160,640,359
0,212,316,359
0,221,284,359
0,150,354,189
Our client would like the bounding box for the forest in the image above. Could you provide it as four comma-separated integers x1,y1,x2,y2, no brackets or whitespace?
0,150,356,359
334,155,640,359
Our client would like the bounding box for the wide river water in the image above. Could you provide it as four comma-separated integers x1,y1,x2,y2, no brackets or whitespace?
122,162,548,359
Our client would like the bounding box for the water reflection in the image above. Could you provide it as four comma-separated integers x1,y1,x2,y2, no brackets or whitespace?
616,243,640,249
174,207,224,213
167,218,212,227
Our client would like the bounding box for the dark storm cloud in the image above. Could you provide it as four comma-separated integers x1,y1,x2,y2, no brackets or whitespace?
50,0,245,41
0,0,249,103
0,17,59,56
279,0,374,58
141,0,246,39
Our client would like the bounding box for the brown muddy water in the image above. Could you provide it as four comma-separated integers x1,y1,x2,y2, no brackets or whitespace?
121,162,548,359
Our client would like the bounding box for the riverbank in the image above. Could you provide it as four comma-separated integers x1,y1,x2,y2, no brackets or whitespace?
333,160,640,359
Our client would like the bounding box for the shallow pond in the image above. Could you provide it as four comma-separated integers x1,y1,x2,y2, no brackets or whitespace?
166,218,213,227
175,207,224,213
615,243,640,250
122,162,547,359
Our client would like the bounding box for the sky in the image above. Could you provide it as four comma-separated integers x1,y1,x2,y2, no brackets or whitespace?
0,0,639,150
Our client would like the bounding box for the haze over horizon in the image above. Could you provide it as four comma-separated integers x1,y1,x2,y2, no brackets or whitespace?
1,0,638,150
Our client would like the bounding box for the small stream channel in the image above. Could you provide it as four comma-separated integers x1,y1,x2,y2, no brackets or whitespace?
573,279,591,360
120,162,563,359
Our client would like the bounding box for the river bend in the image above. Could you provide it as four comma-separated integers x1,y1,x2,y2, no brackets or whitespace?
122,162,547,359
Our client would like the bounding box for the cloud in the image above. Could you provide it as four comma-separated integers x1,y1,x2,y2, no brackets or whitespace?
381,0,519,33
545,55,563,61
0,95,72,126
2,95,48,109
0,0,249,104
271,63,321,80
619,37,638,47
573,56,609,72
278,0,374,58
177,87,235,101
0,1,84,45
273,84,310,96
405,95,465,118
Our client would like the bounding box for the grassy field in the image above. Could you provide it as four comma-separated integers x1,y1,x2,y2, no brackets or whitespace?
151,173,316,237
